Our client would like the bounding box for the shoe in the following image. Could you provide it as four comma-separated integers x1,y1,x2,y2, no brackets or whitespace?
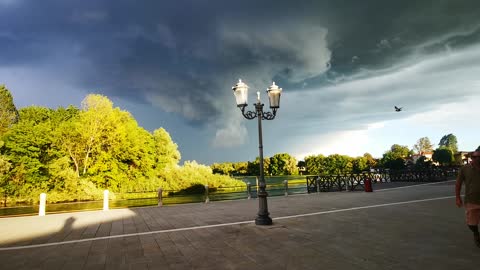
474,234,480,248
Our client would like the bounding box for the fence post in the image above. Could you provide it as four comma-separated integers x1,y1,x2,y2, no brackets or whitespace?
316,177,320,193
39,193,46,216
158,188,163,207
284,180,288,196
205,185,209,203
247,182,251,199
103,190,109,211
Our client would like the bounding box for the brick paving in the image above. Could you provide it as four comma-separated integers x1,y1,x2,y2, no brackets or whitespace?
0,181,478,269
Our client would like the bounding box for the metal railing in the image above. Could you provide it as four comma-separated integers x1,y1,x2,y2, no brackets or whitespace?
306,168,458,193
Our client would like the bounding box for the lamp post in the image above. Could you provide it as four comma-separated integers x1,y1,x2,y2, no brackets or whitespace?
232,79,282,225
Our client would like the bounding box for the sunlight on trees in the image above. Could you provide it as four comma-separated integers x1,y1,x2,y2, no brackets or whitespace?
0,85,18,136
413,137,434,154
0,91,243,205
0,86,476,206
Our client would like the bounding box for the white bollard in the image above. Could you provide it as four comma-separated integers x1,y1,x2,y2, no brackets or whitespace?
39,193,46,216
103,190,109,211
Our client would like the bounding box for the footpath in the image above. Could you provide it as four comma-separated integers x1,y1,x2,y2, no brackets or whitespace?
0,181,478,269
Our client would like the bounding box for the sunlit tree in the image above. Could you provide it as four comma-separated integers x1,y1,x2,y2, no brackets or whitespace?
413,137,434,154
0,85,18,136
269,153,298,175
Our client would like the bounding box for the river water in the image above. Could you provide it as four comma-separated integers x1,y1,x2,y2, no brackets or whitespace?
0,175,308,217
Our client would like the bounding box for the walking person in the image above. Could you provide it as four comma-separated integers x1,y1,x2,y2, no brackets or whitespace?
456,150,480,248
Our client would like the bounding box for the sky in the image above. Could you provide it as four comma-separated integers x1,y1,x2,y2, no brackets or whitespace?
1,0,480,165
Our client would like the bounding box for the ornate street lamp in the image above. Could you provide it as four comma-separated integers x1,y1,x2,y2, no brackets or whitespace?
232,79,282,225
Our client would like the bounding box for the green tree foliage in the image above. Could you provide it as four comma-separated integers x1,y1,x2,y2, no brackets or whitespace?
323,154,353,175
0,85,18,136
211,162,235,175
233,162,248,175
0,93,244,204
381,144,411,169
211,154,299,176
153,128,181,170
363,153,377,169
247,157,271,176
352,156,368,173
413,137,434,154
432,147,454,166
209,161,248,176
439,134,458,153
209,151,387,177
1,106,60,197
78,94,116,175
305,154,354,175
0,146,12,205
159,161,243,192
305,154,326,175
269,153,298,175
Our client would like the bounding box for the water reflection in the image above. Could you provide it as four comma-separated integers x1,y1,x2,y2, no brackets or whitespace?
0,176,308,217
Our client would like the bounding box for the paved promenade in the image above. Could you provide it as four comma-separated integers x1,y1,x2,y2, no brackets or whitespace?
0,181,478,269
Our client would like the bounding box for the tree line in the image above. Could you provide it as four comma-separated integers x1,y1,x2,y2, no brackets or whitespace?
0,85,244,205
210,135,479,176
210,153,299,176
2,84,478,204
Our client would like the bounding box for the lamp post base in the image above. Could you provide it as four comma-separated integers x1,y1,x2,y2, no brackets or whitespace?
255,215,273,225
255,190,272,225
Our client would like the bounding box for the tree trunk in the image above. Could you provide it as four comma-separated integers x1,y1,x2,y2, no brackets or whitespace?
83,149,91,175
67,148,80,177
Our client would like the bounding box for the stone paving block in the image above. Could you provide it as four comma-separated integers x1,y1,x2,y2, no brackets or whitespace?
96,222,112,237
125,249,150,265
41,257,66,270
89,239,109,255
110,219,124,235
105,263,129,270
82,263,105,270
85,253,107,265
81,224,100,239
141,243,159,256
60,261,84,270
128,262,149,270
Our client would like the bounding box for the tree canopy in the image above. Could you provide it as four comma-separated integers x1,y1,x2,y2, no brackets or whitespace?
0,85,18,136
381,144,412,169
0,92,243,205
413,137,434,154
432,147,454,166
439,134,458,153
269,153,298,175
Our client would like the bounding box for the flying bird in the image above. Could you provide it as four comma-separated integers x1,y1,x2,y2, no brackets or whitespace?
394,106,403,112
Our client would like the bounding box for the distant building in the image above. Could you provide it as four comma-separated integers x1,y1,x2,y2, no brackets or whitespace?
455,151,472,165
409,151,475,166
409,151,434,164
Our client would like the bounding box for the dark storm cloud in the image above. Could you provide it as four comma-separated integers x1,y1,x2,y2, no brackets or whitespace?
1,0,480,127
